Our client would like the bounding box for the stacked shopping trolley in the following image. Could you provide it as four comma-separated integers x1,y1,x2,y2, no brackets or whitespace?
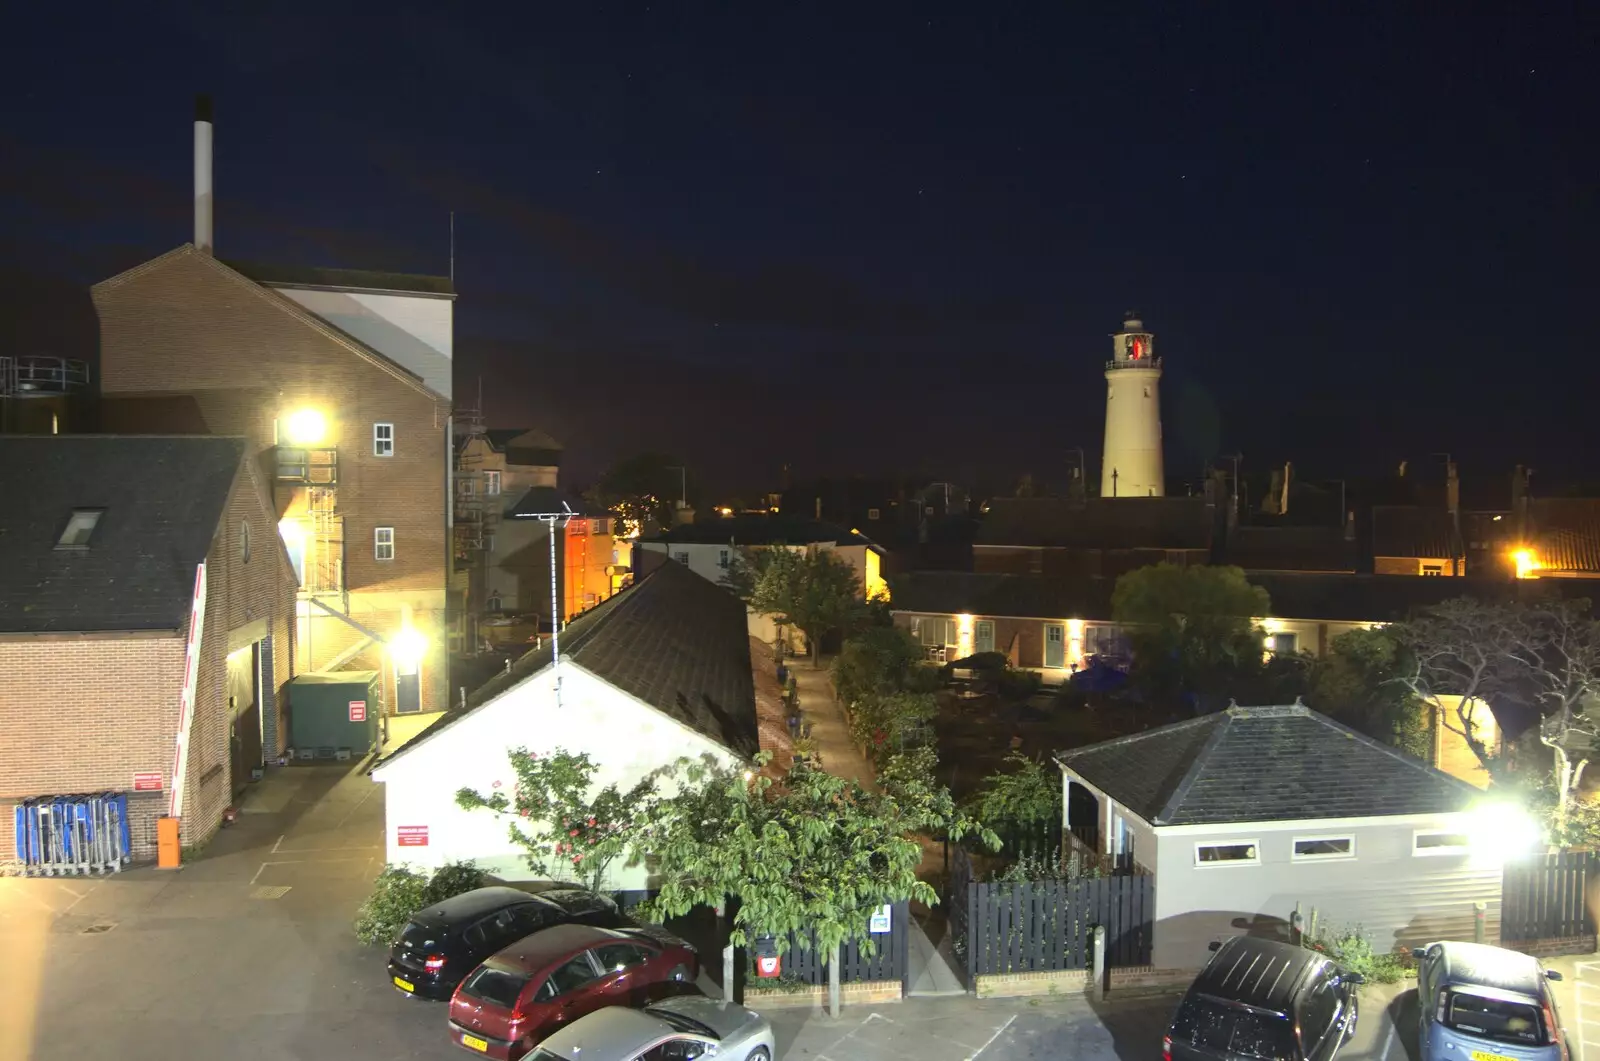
12,794,132,876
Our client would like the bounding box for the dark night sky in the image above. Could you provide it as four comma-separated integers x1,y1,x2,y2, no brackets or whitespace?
3,4,1597,497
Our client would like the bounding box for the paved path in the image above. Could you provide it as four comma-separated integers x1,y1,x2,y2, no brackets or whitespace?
790,656,876,788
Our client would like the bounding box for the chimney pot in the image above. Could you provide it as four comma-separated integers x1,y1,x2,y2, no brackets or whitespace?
194,94,214,253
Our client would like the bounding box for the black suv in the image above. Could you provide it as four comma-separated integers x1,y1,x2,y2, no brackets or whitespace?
1165,937,1365,1061
386,885,623,1000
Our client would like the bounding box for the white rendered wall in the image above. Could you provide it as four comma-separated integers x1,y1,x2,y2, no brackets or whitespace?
1101,365,1165,498
279,288,453,399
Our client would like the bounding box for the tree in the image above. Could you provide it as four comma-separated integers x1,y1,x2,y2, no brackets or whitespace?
1308,627,1431,759
1509,601,1600,830
846,689,939,767
1111,563,1272,702
831,625,923,709
636,754,994,983
585,453,686,536
966,752,1062,861
1389,598,1528,780
741,547,866,665
456,748,655,893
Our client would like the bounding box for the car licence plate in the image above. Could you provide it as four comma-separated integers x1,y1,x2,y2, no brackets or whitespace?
1470,1052,1515,1061
462,1034,489,1052
392,976,415,993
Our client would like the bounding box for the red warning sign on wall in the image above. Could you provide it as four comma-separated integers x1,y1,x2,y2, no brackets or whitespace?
133,772,164,792
349,700,367,722
397,825,429,847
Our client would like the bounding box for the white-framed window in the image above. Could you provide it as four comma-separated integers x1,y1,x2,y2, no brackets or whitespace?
373,422,394,457
1421,562,1444,576
1270,632,1299,655
673,551,690,566
484,470,501,496
1195,840,1260,866
718,549,730,569
56,508,104,550
1413,830,1470,856
1292,835,1355,861
241,521,252,563
375,526,395,561
917,616,955,646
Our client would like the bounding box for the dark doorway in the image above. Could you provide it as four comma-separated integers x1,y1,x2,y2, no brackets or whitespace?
228,642,262,796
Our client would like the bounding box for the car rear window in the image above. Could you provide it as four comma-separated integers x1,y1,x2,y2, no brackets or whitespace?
459,966,531,1009
1443,990,1547,1045
1173,997,1296,1060
398,921,439,947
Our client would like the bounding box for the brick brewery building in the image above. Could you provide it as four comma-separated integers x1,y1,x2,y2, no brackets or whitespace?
0,436,298,859
94,98,453,715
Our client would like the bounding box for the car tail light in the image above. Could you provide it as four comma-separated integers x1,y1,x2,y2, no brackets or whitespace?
1162,1035,1172,1061
424,954,446,973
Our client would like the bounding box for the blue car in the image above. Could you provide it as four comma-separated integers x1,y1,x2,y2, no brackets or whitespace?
1413,941,1568,1061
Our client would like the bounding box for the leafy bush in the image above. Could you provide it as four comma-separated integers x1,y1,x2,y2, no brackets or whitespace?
945,652,1008,675
847,690,938,767
1302,925,1411,984
354,860,488,945
989,852,1101,883
997,667,1043,700
902,664,945,694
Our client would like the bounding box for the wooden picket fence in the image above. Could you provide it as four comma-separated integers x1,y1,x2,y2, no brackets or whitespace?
777,900,911,985
948,847,1154,977
1501,849,1597,942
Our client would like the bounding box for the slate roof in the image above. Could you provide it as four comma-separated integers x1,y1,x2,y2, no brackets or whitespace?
1055,703,1479,826
888,571,1116,619
976,497,1215,550
1372,506,1461,560
379,559,758,765
507,486,588,519
1224,525,1357,572
483,428,564,461
224,260,455,297
0,436,243,633
640,515,879,550
1530,499,1600,574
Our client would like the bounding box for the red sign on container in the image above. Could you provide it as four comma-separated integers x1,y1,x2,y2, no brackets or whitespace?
133,772,164,792
397,825,429,847
349,700,367,722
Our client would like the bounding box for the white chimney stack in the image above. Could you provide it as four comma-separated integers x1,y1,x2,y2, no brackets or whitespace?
194,95,214,253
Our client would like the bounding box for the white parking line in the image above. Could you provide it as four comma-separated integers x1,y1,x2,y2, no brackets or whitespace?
1379,1014,1398,1061
969,1014,1018,1060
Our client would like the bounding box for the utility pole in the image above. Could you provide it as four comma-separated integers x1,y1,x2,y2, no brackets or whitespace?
522,501,576,710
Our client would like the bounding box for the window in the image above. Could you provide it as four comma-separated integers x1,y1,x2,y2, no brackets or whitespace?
241,521,252,563
1292,836,1354,861
1196,841,1259,866
509,903,559,936
1414,831,1470,856
592,942,651,972
673,551,690,566
917,617,954,646
1269,632,1299,655
1442,989,1550,1046
545,954,601,996
1171,996,1294,1060
594,517,611,535
484,470,501,496
373,422,394,457
486,593,502,613
640,1041,713,1061
718,549,730,569
1422,562,1444,576
867,508,881,521
56,508,104,550
459,965,530,1008
375,527,395,561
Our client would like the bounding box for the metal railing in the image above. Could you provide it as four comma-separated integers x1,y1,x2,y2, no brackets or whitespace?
276,447,339,484
0,355,90,397
1104,356,1163,371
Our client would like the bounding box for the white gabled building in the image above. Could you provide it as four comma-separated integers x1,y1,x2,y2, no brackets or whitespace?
371,560,760,897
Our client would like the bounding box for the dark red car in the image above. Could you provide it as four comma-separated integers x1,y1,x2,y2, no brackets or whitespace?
447,922,698,1060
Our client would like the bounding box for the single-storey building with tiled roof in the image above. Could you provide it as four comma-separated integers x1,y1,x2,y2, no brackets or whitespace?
1056,703,1499,969
370,559,760,895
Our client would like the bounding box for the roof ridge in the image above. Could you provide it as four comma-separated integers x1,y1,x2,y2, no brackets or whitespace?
1154,712,1235,823
1056,711,1220,759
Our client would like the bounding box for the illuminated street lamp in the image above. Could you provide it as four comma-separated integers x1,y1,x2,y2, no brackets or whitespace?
283,408,327,446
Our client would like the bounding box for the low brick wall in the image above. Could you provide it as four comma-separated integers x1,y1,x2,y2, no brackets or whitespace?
976,965,1199,999
1504,935,1597,959
743,979,903,1008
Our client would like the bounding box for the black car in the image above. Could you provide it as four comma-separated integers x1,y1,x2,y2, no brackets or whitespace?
1165,936,1364,1061
387,885,623,1000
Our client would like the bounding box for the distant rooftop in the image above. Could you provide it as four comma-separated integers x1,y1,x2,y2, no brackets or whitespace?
641,515,881,550
224,260,455,298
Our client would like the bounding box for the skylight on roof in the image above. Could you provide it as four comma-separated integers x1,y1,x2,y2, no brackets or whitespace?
56,508,104,549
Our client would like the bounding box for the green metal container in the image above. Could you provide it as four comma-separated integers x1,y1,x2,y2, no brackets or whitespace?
287,671,381,757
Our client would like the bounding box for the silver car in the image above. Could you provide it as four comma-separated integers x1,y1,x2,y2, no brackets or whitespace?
527,995,775,1061
1413,941,1568,1061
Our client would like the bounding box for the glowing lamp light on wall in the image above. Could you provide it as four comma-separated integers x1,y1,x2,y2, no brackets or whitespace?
283,408,327,446
389,625,430,671
1466,799,1541,863
956,613,975,660
1512,548,1540,580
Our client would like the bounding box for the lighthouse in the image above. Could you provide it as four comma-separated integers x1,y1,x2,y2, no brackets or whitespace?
1101,313,1165,498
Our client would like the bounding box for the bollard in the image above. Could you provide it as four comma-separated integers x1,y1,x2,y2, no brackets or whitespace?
1091,925,1107,1001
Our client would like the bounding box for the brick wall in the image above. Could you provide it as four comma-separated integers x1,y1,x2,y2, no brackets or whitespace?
743,980,902,1008
94,247,449,712
0,457,298,864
